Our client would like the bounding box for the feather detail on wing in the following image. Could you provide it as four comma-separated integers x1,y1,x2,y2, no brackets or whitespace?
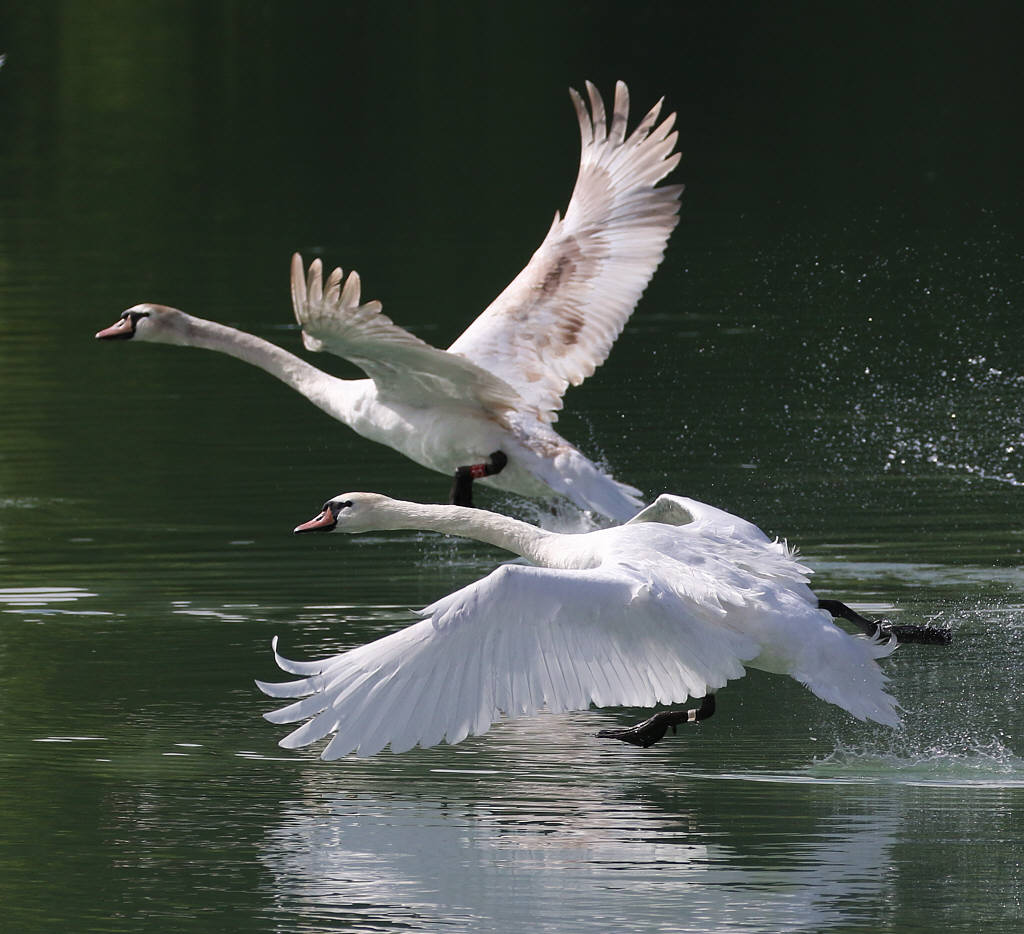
790,626,901,728
626,493,699,528
629,494,779,548
629,495,902,727
628,495,816,593
256,562,757,758
447,80,683,423
291,253,522,416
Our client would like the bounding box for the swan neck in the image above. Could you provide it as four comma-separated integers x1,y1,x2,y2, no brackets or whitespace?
173,315,358,421
384,502,554,563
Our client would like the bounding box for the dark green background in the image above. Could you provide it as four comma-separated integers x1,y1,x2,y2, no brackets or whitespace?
1,3,1022,932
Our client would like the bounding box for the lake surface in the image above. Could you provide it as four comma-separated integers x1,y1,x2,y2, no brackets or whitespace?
2,3,1022,932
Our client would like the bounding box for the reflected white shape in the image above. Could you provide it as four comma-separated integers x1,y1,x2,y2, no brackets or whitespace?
0,586,97,605
257,758,901,933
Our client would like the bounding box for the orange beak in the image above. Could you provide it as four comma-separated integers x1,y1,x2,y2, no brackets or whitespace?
293,508,337,533
95,318,134,340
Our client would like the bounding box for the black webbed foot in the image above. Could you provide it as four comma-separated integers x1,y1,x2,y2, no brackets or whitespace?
877,621,952,645
818,599,952,645
449,450,509,508
598,695,716,748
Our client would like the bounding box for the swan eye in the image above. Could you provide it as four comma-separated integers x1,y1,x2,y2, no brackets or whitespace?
327,500,353,519
118,310,150,333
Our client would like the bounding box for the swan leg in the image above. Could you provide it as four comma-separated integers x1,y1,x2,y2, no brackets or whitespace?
597,694,716,748
449,450,509,507
818,599,952,645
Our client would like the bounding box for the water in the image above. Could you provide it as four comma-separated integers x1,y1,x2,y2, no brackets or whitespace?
2,3,1023,932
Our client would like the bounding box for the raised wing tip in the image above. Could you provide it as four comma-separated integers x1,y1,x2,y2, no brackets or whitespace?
324,264,343,301
610,82,630,142
306,257,325,306
341,268,362,307
569,86,591,146
290,255,307,314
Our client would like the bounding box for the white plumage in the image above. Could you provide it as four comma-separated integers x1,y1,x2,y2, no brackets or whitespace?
96,80,682,521
257,493,901,759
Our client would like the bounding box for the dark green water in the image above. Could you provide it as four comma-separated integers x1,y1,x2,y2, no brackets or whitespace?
2,3,1023,932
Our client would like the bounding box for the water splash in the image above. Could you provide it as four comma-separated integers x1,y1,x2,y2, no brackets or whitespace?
802,348,1024,488
773,228,1024,492
804,734,1024,787
878,356,1024,486
491,494,604,533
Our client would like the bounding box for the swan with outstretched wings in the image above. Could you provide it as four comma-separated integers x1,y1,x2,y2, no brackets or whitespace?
97,81,681,519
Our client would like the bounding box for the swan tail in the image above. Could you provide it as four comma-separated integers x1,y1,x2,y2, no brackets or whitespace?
538,446,645,521
792,619,902,727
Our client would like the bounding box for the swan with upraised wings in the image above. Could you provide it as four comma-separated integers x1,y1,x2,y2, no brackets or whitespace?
96,81,682,520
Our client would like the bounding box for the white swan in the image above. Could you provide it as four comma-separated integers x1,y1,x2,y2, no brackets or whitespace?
95,81,682,521
257,493,901,759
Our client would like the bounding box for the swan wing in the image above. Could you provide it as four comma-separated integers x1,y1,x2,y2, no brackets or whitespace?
256,561,756,758
626,493,699,528
628,493,775,540
291,254,522,415
447,81,683,423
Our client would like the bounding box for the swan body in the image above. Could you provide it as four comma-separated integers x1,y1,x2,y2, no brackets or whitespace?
96,80,683,521
258,493,901,758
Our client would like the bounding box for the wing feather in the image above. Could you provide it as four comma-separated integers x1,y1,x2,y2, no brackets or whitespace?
257,562,758,758
290,253,523,417
448,80,683,423
386,665,433,754
416,642,455,750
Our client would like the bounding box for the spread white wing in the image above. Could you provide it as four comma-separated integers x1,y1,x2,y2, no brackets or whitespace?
448,80,683,423
291,254,523,416
257,561,757,758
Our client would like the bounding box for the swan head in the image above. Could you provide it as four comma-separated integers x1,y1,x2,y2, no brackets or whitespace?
293,493,395,535
95,304,193,344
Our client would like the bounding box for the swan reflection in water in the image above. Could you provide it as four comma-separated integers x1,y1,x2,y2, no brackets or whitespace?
253,721,902,933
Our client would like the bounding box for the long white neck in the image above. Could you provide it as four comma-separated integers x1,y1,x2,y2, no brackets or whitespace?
165,314,364,424
371,499,560,565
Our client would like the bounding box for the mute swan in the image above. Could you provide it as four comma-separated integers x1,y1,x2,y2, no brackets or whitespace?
95,80,682,521
256,492,906,759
